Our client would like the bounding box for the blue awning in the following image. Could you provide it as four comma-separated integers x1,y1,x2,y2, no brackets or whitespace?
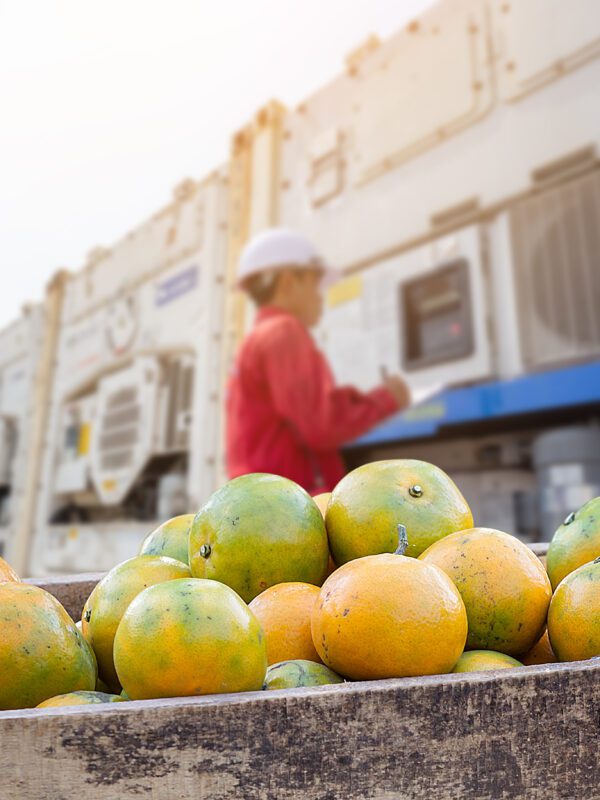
351,360,600,447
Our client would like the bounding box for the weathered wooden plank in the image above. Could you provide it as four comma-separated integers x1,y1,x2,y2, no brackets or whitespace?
0,659,598,800
24,573,103,621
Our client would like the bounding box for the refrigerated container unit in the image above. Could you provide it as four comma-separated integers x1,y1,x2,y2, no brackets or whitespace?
228,0,600,541
29,172,229,575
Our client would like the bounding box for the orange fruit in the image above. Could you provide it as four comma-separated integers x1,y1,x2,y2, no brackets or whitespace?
324,555,337,579
311,554,467,680
0,583,97,710
0,556,19,583
452,650,523,673
263,660,343,690
313,493,337,577
313,493,330,518
419,528,551,655
249,582,322,665
548,557,600,662
78,617,111,691
138,514,194,565
326,459,473,563
37,690,124,708
113,578,267,699
521,629,556,666
313,492,337,578
546,497,600,589
189,473,329,602
81,555,190,690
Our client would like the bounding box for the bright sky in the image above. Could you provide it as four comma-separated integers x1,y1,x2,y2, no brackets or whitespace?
0,0,434,329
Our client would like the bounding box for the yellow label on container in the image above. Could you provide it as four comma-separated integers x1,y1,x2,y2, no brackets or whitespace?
102,479,117,492
67,527,78,541
327,275,363,308
77,423,91,456
403,402,446,422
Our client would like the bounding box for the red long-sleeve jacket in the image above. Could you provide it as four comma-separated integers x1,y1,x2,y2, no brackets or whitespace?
226,306,398,493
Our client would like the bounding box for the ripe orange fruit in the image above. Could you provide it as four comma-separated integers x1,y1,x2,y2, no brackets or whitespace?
37,691,124,708
324,555,337,579
138,514,194,565
326,459,473,563
249,582,322,665
546,497,600,589
113,578,267,700
311,554,467,680
313,493,330,518
538,554,548,570
81,555,191,690
263,660,343,690
313,493,337,577
521,629,556,666
0,556,19,583
0,583,97,710
189,473,329,602
419,528,551,655
452,651,523,673
548,557,600,662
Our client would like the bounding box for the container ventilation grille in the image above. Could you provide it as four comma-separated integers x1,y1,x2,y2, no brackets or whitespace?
99,386,140,470
164,359,194,451
510,170,600,369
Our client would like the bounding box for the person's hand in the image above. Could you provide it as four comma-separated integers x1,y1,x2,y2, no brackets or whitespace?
383,373,411,411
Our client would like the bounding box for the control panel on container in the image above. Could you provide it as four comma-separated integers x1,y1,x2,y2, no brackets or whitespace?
400,259,474,371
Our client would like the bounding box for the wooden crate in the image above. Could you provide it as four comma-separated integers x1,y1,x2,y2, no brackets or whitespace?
4,555,597,800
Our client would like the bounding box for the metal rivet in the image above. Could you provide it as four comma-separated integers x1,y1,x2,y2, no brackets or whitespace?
199,544,212,558
563,511,576,526
409,484,423,498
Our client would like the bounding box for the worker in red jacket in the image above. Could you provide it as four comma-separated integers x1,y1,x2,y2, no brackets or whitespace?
226,228,411,494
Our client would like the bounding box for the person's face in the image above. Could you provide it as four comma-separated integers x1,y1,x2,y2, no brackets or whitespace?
290,268,324,328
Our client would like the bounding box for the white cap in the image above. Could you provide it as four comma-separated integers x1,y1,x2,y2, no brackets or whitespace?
237,228,334,287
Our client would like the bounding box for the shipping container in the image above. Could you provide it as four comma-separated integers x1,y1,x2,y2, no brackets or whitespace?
27,172,229,575
0,276,65,574
4,0,600,573
0,307,44,562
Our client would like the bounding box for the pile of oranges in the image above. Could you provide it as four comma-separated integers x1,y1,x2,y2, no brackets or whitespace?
1,459,599,711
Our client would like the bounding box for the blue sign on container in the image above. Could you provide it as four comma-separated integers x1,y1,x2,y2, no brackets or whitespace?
156,265,198,307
